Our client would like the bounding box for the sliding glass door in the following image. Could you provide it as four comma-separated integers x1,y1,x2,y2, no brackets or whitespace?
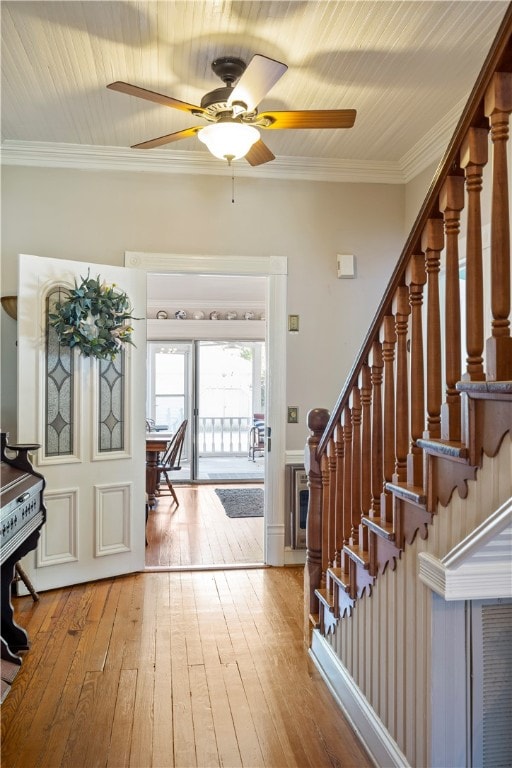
195,341,265,481
147,340,265,482
147,342,193,481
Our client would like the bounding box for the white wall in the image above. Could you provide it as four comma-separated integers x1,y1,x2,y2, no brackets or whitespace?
404,158,440,234
1,164,404,445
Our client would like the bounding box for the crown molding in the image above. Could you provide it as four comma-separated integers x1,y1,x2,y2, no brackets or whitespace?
1,139,406,184
1,118,453,185
399,98,466,182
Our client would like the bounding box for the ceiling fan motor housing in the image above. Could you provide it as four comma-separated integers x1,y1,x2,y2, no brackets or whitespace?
211,57,246,85
200,86,234,111
200,58,249,119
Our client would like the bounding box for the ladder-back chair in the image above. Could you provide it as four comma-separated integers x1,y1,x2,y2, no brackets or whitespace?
156,419,188,505
248,413,265,462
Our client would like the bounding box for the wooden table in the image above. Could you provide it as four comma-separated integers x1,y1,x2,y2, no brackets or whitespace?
145,435,169,507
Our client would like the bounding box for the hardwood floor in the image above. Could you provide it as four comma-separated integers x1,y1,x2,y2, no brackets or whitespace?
1,568,372,768
145,484,264,568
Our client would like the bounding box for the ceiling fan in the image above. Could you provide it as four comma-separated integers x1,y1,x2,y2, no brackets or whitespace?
107,54,356,166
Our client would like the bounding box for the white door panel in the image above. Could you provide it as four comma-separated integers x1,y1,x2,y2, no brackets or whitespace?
17,254,146,591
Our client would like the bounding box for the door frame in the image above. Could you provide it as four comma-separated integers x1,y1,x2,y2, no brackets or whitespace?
125,251,287,566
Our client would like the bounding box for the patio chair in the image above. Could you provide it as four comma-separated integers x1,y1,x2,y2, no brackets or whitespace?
248,413,265,462
156,419,188,505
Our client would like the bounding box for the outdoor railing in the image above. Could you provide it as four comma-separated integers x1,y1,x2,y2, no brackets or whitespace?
198,416,252,455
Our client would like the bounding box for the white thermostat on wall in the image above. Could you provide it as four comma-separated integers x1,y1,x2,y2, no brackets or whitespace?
337,254,355,279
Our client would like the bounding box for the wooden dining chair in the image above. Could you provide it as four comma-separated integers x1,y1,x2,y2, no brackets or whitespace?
156,419,188,505
248,413,265,461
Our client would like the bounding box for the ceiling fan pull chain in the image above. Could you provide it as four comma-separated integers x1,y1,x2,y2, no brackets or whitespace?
232,164,235,204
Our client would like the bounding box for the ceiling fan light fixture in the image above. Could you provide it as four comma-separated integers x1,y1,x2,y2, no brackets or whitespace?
198,122,259,162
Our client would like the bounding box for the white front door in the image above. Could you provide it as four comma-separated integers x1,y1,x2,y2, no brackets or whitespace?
17,254,146,591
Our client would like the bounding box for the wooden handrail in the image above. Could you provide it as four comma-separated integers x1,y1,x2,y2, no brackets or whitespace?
305,6,512,652
318,4,512,456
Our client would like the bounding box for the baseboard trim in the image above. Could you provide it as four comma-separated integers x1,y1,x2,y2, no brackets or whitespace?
284,546,306,565
285,450,304,465
310,630,410,768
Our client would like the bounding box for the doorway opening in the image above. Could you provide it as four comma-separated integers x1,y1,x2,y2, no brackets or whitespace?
146,339,266,483
127,250,288,568
144,271,269,568
145,338,266,567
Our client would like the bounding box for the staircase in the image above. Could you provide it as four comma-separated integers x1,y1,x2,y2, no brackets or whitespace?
304,8,512,768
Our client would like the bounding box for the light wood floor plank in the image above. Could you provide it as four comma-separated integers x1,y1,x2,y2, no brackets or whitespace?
27,584,115,768
236,655,291,767
106,667,137,768
222,660,265,767
194,574,243,768
1,587,87,767
129,669,155,768
152,618,174,768
145,483,264,567
83,670,126,768
8,611,84,768
61,669,102,768
2,568,372,768
170,598,197,767
202,661,242,768
189,663,220,768
88,578,124,673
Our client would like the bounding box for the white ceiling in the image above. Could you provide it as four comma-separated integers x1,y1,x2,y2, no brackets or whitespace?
1,1,508,183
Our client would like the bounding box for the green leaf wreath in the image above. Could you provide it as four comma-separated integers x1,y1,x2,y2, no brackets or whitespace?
48,273,140,361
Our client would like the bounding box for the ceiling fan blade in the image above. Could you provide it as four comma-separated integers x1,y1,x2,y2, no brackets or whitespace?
245,139,275,166
107,81,204,116
132,126,202,150
259,109,357,130
229,55,287,113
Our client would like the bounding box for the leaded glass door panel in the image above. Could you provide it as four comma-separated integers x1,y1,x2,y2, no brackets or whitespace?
17,254,146,591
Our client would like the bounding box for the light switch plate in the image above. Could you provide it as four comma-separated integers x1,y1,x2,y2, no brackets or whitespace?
288,314,299,332
288,406,299,423
337,254,355,278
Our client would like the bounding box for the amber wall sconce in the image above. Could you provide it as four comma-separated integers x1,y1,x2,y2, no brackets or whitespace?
1,296,18,320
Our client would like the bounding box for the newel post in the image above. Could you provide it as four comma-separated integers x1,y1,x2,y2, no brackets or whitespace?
304,407,329,646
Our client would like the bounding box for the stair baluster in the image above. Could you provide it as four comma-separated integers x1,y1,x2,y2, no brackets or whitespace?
460,127,488,382
422,218,445,441
406,254,427,488
439,174,465,441
485,71,512,380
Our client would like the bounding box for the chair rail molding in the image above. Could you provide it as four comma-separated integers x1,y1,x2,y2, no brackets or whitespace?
419,498,512,600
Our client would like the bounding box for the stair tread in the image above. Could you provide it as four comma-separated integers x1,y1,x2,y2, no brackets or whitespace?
417,438,468,459
309,612,320,629
362,516,395,539
315,588,335,610
328,567,350,591
343,544,370,568
456,381,512,395
385,480,427,505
